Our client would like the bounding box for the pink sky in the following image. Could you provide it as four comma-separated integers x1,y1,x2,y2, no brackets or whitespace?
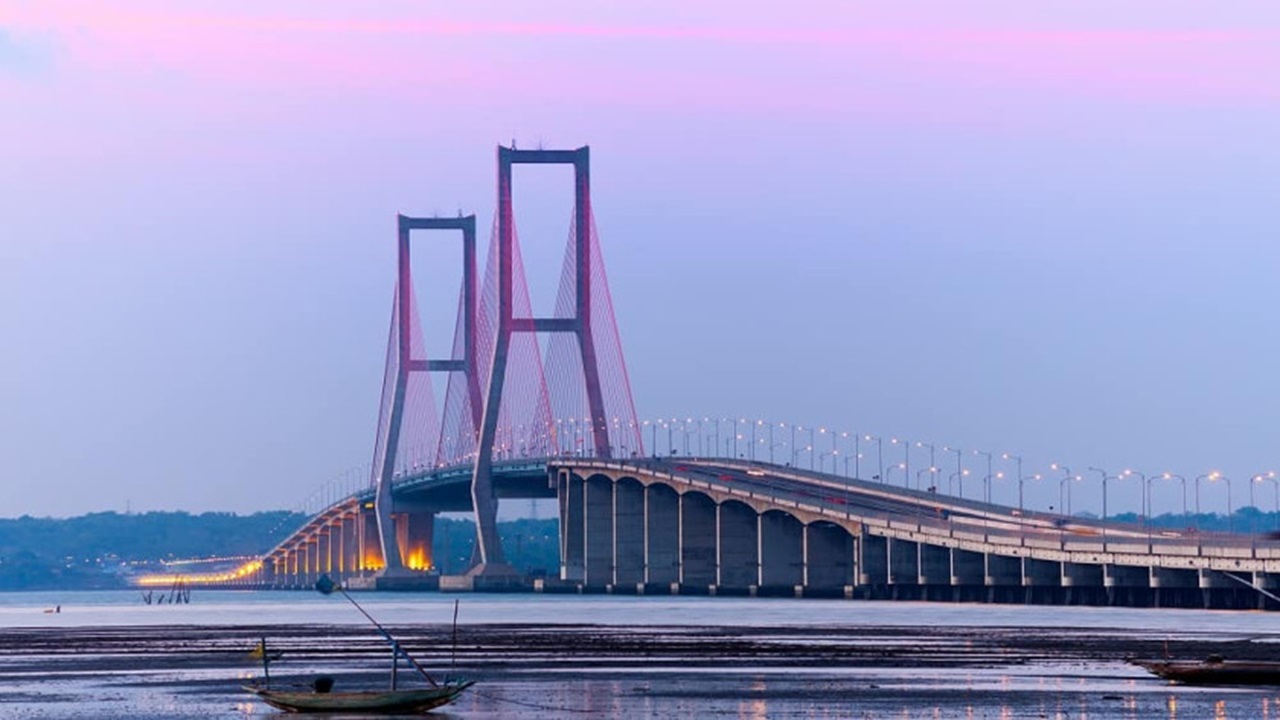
3,2,1280,516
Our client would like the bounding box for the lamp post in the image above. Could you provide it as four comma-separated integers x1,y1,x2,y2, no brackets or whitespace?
917,467,938,493
891,437,910,490
1087,467,1113,540
948,469,970,497
943,446,963,498
1194,472,1221,532
974,450,993,502
820,449,838,473
983,472,1005,505
1051,464,1076,516
1250,472,1276,534
918,442,936,493
1002,453,1024,511
864,435,883,482
1260,473,1280,532
1121,469,1149,530
884,462,906,486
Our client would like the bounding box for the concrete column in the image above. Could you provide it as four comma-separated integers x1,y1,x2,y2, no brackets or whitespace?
343,515,359,579
286,548,298,586
679,492,717,590
613,478,646,587
950,549,984,586
758,510,803,591
644,484,680,588
986,554,1021,586
584,475,614,588
858,533,888,586
316,530,331,577
394,512,435,571
888,539,918,585
361,512,384,573
717,501,758,591
918,544,950,586
559,472,585,582
300,542,313,586
804,522,854,592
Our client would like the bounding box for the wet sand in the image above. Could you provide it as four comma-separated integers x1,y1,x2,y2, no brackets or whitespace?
3,623,1280,717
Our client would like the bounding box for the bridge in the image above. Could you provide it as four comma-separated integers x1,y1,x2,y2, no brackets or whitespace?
164,145,1280,609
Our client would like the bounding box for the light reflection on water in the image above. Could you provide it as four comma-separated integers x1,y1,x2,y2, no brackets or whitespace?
5,592,1280,717
5,589,1280,635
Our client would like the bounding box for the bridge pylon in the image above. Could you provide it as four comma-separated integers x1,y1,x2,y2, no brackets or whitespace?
468,145,611,575
372,214,480,575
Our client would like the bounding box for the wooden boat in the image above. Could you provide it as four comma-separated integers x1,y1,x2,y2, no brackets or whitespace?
245,680,474,714
245,574,475,714
1133,656,1280,685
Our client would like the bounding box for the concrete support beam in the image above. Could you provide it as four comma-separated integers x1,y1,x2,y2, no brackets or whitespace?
1022,558,1061,587
679,492,717,589
717,501,758,590
559,472,585,582
1062,562,1103,587
614,479,646,587
888,539,918,585
986,555,1021,586
361,512,384,573
758,510,803,591
645,484,679,588
805,522,854,591
394,512,435,571
950,549,984,586
919,544,951,585
584,475,614,588
316,530,331,578
859,533,888,586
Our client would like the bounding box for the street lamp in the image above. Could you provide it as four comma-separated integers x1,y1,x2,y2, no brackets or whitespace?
864,434,883,482
918,442,937,493
917,467,939,493
1050,464,1079,516
983,472,1005,505
1002,452,1024,511
974,450,993,502
820,449,839,474
1087,467,1115,540
943,446,963,498
884,462,906,486
891,437,910,490
1256,473,1280,532
1194,472,1223,531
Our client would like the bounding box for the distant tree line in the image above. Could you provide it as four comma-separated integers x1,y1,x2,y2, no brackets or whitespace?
0,511,560,589
0,510,307,590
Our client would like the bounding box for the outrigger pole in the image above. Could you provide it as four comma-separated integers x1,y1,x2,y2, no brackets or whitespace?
314,574,439,688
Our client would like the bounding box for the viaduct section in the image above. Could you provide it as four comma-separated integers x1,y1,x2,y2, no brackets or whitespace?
231,459,1280,609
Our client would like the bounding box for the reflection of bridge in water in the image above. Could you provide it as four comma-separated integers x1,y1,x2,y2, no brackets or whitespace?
180,145,1280,608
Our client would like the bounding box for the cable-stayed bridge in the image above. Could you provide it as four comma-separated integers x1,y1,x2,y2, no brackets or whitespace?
163,145,1280,609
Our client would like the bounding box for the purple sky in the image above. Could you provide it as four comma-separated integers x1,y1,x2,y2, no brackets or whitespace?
3,2,1280,518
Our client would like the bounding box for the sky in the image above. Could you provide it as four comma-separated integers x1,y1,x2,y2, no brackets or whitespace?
2,2,1279,519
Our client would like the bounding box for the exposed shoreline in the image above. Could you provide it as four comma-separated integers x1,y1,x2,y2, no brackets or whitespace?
2,623,1277,717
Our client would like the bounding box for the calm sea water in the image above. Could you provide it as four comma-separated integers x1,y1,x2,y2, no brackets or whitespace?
3,588,1280,634
4,591,1280,718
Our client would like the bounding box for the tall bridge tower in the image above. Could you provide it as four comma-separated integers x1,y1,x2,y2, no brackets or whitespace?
368,145,642,579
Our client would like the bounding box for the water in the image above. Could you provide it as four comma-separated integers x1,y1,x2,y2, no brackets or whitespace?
3,590,1280,718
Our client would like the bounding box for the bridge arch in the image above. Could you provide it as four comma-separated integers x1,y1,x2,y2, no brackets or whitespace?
717,499,759,591
614,477,646,587
644,482,680,587
804,520,855,593
680,490,717,590
759,509,804,592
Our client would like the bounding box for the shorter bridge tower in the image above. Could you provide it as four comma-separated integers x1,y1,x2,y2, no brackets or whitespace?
371,214,480,575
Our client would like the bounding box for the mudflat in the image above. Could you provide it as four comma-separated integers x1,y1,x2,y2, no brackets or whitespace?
1,623,1276,718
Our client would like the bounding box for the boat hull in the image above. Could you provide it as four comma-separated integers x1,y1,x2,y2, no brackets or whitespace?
1135,660,1280,686
246,681,473,714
